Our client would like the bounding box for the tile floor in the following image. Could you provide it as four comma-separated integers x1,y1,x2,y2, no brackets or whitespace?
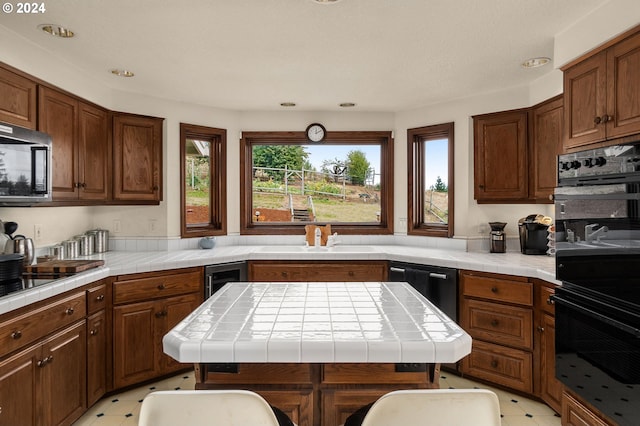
73,370,562,426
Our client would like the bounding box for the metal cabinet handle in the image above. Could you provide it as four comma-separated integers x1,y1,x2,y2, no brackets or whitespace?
603,114,613,123
155,311,167,318
490,360,498,368
157,284,166,290
11,331,22,340
490,287,498,293
428,272,447,280
537,326,545,332
490,319,499,327
65,307,74,315
546,297,554,305
37,356,53,368
96,294,105,301
90,329,99,336
594,116,602,124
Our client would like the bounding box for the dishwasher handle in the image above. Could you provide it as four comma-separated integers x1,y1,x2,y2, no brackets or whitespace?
390,267,405,274
428,272,448,280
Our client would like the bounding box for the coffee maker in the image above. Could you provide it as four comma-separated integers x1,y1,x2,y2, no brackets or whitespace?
489,222,507,253
518,215,549,255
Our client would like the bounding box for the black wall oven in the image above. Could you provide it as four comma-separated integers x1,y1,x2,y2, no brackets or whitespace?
555,143,640,425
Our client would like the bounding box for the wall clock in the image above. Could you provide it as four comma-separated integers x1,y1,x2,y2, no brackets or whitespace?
305,123,326,142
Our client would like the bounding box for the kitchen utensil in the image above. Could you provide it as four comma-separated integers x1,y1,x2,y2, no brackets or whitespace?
23,259,105,275
3,221,18,239
488,222,507,253
4,235,34,265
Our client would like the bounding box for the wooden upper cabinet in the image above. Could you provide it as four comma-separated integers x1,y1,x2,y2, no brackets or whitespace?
607,30,640,140
529,96,563,202
0,65,37,129
563,27,640,150
38,86,109,201
39,86,80,200
474,110,528,202
78,102,110,200
112,113,163,202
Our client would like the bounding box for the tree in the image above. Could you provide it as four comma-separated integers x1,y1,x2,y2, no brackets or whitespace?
346,150,370,186
252,145,308,179
433,176,447,192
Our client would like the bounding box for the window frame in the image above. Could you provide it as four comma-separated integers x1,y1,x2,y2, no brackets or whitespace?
180,123,227,238
240,130,394,235
407,122,455,238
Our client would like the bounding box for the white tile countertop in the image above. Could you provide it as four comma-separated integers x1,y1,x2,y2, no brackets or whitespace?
0,243,559,316
163,281,472,363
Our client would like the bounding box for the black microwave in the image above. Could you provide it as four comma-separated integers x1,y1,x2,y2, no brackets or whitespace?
0,122,52,205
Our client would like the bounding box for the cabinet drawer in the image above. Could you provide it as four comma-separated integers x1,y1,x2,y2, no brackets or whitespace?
462,272,532,306
538,284,556,316
462,299,533,350
249,261,388,282
204,363,313,385
87,283,107,314
113,270,202,304
461,340,532,393
0,292,86,358
322,363,429,385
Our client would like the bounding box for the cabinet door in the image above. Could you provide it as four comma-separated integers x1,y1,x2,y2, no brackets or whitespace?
78,102,109,201
112,114,162,202
87,310,107,407
563,52,608,150
41,321,86,426
0,345,38,426
158,293,201,374
38,86,80,200
606,31,640,140
530,96,562,201
0,65,37,129
113,300,157,388
474,110,528,201
540,313,562,413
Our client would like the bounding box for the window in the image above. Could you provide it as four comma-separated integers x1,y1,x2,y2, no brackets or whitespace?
240,130,394,235
408,122,454,237
180,123,227,237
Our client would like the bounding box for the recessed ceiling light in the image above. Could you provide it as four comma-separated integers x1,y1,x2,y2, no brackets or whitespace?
110,69,135,78
280,102,296,107
521,57,551,68
312,0,342,4
38,24,75,38
339,102,356,108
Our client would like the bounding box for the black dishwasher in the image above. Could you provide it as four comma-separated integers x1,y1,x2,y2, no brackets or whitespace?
389,262,458,322
204,261,247,299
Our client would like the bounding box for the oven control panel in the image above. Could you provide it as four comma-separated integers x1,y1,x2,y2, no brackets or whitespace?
558,143,640,184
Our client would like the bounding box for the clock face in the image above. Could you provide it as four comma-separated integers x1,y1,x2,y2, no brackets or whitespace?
306,123,326,142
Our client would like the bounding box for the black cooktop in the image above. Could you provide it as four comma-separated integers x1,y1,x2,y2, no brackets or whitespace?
0,275,67,297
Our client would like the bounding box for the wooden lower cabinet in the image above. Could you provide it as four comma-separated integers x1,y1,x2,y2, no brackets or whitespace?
197,362,436,426
248,260,388,282
537,282,562,413
113,293,200,388
0,321,86,426
112,268,203,390
86,310,107,407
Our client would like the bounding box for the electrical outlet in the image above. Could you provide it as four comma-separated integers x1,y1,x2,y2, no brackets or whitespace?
113,220,121,233
34,224,42,241
149,219,157,232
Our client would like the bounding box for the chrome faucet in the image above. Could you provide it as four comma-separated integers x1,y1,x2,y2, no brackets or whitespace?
585,223,608,243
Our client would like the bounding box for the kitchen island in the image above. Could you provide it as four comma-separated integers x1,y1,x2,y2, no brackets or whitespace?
163,281,471,426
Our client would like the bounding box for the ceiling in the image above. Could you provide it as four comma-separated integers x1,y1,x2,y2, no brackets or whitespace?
1,0,608,112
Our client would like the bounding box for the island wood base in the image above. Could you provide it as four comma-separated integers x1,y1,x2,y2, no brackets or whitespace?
194,362,441,426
